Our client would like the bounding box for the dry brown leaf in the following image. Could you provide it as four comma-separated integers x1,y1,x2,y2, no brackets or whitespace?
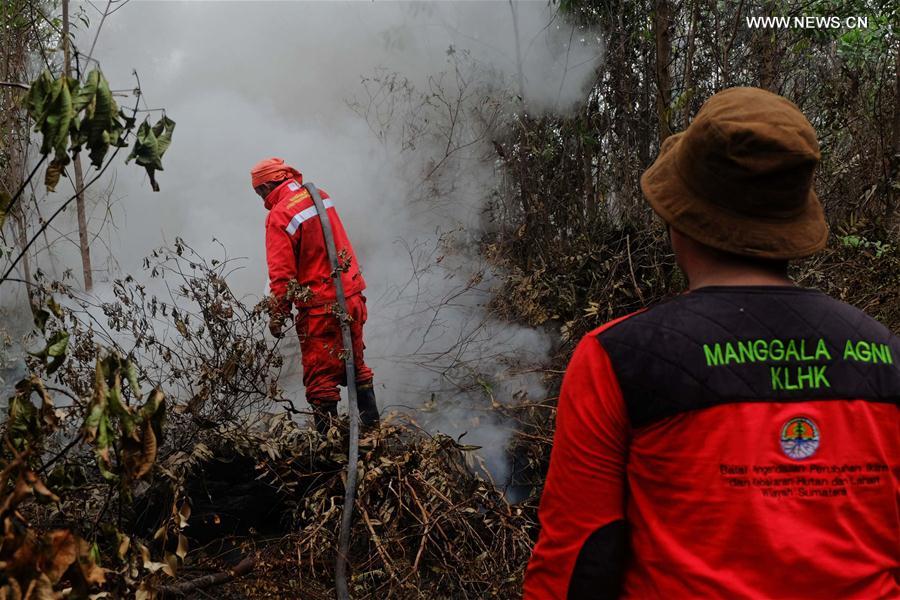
29,377,58,431
123,421,157,480
139,543,151,567
116,533,130,560
152,526,166,542
177,502,191,528
138,544,166,574
26,473,59,504
135,583,155,600
0,472,34,514
24,574,55,600
175,534,188,560
161,552,177,577
0,579,23,600
138,422,157,476
43,531,76,583
76,541,106,586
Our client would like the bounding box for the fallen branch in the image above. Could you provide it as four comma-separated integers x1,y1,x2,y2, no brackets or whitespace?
157,556,255,597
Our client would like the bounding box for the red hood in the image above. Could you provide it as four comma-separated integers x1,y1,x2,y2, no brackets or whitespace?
264,176,304,211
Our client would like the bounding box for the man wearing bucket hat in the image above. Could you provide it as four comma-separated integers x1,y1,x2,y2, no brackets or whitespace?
251,158,380,433
524,88,900,599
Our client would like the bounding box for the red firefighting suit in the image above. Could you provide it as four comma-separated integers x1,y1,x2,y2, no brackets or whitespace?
263,176,374,404
524,286,900,599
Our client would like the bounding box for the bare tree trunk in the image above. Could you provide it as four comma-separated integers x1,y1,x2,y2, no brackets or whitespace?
611,5,637,215
73,156,93,288
1,0,34,302
682,0,699,128
6,104,34,296
63,0,93,290
753,1,778,92
888,45,900,231
583,100,597,222
509,0,527,112
653,0,673,143
758,37,778,92
13,209,33,292
721,0,746,87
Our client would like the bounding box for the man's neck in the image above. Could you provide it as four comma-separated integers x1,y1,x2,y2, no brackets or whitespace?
687,266,794,290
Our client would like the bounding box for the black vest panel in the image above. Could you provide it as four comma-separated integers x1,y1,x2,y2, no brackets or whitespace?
596,286,900,429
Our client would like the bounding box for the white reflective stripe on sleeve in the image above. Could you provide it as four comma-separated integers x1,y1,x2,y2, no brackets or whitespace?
285,198,334,236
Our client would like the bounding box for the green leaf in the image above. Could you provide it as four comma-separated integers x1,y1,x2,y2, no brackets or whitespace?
90,542,102,564
86,72,121,168
140,389,165,424
23,70,55,125
45,77,74,156
83,398,105,441
96,413,116,480
841,234,864,248
27,330,69,373
47,330,69,357
33,308,51,333
71,69,99,114
83,357,109,442
71,70,125,168
127,119,156,166
153,116,175,159
47,330,69,374
7,381,42,450
26,68,128,177
126,115,175,192
24,71,78,192
126,360,142,401
108,382,138,440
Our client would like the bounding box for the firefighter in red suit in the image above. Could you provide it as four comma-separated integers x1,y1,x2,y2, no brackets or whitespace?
251,158,379,432
524,88,900,598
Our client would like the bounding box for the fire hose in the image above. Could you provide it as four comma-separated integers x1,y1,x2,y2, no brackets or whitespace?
304,182,359,600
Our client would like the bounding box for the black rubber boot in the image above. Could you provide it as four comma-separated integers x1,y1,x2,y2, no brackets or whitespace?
355,381,380,428
312,401,338,434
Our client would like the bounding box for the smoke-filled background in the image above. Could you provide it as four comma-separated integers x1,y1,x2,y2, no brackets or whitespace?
2,1,602,482
4,1,898,595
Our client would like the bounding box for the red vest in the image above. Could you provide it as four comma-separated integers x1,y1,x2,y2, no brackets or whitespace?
525,286,900,599
264,178,365,308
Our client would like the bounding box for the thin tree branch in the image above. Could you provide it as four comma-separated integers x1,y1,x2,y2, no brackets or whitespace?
4,155,48,219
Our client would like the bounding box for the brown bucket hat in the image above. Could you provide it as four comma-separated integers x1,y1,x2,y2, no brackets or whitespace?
640,87,828,259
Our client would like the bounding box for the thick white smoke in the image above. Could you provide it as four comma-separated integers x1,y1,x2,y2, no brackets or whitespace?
3,1,602,484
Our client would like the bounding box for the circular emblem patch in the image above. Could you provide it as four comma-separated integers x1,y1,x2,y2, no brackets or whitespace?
780,417,820,460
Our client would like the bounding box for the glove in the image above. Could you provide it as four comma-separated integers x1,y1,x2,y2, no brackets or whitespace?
267,296,292,338
269,316,285,338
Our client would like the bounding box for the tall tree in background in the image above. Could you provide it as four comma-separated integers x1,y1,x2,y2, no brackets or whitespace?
62,0,93,290
653,0,673,142
0,0,54,299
